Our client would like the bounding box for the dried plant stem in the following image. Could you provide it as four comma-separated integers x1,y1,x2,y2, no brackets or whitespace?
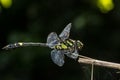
91,63,94,80
78,56,120,70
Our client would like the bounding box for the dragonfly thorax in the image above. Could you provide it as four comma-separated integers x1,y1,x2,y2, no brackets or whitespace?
54,39,83,51
54,39,75,50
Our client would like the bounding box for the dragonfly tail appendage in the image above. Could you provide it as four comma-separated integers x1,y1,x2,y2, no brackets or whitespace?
2,42,24,50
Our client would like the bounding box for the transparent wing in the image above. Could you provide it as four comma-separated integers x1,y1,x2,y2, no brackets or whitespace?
64,48,79,59
51,50,65,67
65,51,79,59
59,23,72,41
47,32,60,48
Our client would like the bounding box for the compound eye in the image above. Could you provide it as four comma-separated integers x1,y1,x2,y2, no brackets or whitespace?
77,40,83,49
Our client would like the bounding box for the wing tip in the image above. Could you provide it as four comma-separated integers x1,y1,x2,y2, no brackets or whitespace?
67,23,72,27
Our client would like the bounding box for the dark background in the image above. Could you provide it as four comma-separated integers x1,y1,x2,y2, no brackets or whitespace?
0,0,120,80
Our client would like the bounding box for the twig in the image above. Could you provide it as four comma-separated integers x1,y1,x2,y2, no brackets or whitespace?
78,56,120,70
91,63,94,80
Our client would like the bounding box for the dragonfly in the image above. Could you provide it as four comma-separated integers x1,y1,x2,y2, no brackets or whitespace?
2,23,84,67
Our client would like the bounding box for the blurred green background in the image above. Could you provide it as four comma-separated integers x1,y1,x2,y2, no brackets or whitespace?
0,0,120,80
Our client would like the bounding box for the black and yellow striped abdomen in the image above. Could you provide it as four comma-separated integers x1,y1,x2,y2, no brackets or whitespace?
54,39,75,50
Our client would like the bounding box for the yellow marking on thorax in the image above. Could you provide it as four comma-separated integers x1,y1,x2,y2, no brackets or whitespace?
66,40,73,46
69,39,75,43
61,43,67,49
18,42,23,46
55,45,62,49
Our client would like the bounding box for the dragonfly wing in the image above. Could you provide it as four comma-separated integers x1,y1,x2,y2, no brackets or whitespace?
51,50,65,67
47,32,60,48
59,23,72,41
65,50,79,59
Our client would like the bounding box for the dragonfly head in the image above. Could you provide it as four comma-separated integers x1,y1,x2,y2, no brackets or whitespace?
76,40,83,49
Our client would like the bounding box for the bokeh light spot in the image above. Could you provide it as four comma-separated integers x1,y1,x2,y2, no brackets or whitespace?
0,0,12,8
97,0,114,13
